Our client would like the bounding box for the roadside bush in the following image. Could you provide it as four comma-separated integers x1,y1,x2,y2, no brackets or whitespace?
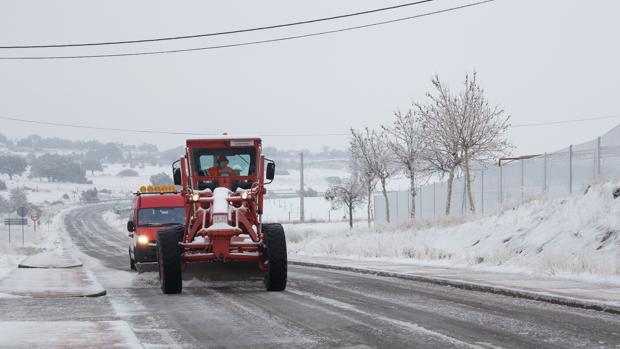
80,188,99,203
117,169,139,177
149,172,173,186
0,195,9,213
9,187,28,211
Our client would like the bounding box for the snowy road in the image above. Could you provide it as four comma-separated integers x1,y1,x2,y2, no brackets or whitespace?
56,203,620,348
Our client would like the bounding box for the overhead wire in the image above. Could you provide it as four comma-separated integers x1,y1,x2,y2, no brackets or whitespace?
0,114,619,137
0,0,434,49
0,1,494,60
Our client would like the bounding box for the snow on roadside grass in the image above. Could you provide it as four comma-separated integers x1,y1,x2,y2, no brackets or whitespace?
102,211,128,233
286,181,620,282
0,204,67,279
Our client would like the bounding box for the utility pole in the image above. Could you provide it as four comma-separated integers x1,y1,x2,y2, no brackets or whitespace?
300,152,305,223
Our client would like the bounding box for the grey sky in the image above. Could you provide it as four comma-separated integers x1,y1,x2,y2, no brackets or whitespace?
1,0,619,154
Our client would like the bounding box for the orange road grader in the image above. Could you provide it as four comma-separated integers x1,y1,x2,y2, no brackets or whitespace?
157,136,286,294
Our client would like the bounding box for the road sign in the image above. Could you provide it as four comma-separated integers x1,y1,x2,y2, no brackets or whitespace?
4,218,27,225
16,206,29,218
30,213,40,232
4,217,27,245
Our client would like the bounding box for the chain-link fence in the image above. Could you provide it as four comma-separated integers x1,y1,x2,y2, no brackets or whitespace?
374,123,620,224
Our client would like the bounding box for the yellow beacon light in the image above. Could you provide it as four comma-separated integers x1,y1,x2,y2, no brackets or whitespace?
138,184,178,194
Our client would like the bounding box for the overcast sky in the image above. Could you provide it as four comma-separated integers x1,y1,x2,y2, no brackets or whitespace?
1,0,619,154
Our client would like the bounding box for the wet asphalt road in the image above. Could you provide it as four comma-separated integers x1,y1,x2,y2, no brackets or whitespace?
51,203,620,348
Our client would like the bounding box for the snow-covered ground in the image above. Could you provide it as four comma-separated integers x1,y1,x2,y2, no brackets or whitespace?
0,204,66,280
286,181,620,283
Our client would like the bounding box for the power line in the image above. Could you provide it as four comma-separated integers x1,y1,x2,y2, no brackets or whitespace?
1,113,619,138
0,1,494,60
0,0,434,49
510,114,620,128
0,116,348,137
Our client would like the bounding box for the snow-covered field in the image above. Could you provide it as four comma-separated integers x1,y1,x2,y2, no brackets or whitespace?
286,181,620,283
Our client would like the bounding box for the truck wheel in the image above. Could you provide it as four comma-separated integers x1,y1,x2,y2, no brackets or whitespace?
129,248,136,271
157,225,184,294
262,223,287,291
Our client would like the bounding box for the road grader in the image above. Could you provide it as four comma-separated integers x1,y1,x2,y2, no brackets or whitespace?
157,136,286,294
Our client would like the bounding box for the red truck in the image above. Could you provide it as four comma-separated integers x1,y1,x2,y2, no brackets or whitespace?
127,186,184,271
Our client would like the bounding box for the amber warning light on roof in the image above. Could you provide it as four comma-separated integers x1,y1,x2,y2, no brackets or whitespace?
138,185,178,195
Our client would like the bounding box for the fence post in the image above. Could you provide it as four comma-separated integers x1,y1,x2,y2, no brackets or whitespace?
569,144,573,195
521,159,525,201
543,152,548,193
433,182,436,217
596,136,601,177
481,170,485,216
499,164,503,205
461,178,467,215
419,186,422,218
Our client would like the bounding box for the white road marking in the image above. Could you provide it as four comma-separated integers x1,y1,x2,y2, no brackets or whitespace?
290,290,486,349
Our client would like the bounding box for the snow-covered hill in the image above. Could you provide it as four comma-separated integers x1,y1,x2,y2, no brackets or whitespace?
287,181,620,282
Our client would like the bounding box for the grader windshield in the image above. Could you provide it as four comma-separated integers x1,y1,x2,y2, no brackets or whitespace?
192,147,256,177
184,138,263,192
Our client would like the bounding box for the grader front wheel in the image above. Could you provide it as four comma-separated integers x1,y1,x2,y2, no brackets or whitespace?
262,223,288,291
157,225,184,294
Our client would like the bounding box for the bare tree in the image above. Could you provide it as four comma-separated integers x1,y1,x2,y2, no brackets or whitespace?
350,129,377,226
455,71,511,213
382,110,427,219
324,175,366,228
415,75,462,215
351,128,397,223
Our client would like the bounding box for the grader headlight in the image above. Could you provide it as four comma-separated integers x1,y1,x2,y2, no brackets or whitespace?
191,193,200,202
240,190,249,200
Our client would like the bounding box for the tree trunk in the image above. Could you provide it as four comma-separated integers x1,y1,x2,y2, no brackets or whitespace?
445,167,455,216
367,183,372,227
464,148,476,213
381,178,390,224
409,171,416,219
348,204,353,228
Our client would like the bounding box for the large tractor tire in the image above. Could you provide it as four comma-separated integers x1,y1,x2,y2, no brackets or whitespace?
157,225,184,294
262,223,287,291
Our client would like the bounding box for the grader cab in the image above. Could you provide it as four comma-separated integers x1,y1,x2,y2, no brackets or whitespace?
157,136,287,294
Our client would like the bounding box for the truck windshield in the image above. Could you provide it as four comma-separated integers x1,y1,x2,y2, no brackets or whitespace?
138,207,185,227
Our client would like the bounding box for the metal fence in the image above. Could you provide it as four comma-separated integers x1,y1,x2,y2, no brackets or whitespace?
374,123,620,224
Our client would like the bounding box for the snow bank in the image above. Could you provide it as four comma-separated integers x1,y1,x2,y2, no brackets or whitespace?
287,181,620,282
102,210,127,232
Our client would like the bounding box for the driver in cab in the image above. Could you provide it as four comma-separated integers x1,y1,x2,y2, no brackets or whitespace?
208,155,237,176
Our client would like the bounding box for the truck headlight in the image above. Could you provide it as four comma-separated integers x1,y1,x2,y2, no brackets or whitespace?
191,193,200,202
137,235,149,245
240,191,248,200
